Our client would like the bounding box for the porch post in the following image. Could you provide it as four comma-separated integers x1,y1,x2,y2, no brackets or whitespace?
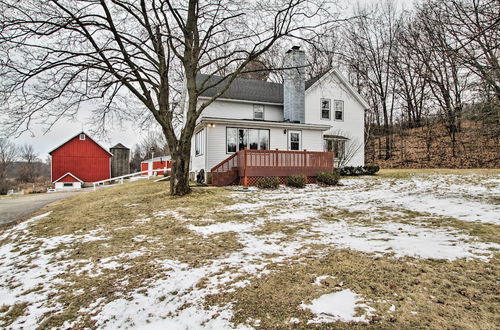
243,148,248,186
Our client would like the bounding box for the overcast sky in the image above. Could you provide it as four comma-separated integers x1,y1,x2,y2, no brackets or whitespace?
9,110,146,160
6,0,415,160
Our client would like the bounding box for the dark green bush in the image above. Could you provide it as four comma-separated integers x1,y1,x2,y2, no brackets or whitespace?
255,176,280,189
316,171,340,186
338,165,379,176
286,174,306,188
363,165,380,175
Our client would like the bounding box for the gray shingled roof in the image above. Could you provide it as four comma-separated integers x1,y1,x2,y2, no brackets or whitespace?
197,73,322,104
110,143,129,149
197,74,283,103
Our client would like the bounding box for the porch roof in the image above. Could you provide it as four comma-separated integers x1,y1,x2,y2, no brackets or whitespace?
197,116,331,131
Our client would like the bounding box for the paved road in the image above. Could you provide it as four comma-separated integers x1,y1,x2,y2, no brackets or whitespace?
0,191,81,226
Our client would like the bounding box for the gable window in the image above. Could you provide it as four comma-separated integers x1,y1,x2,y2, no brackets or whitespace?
253,105,264,120
63,182,73,187
226,127,269,153
195,129,204,156
79,133,85,140
334,100,344,121
321,99,331,120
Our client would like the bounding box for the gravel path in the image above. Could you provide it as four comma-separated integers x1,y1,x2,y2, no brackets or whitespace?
0,191,80,226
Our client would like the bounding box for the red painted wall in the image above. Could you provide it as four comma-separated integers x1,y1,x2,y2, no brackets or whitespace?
141,160,171,176
51,135,111,182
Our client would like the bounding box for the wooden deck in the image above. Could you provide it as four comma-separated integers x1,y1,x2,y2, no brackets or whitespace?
211,149,334,186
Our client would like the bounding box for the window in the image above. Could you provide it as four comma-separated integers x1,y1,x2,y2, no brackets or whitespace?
63,182,73,187
334,100,344,121
333,139,345,158
79,133,85,140
249,129,259,149
324,137,346,159
289,131,301,150
321,99,331,119
195,129,204,156
226,127,269,153
253,105,264,120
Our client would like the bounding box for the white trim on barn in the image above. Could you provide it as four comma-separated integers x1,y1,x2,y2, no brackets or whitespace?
48,131,113,156
53,172,84,190
53,172,84,183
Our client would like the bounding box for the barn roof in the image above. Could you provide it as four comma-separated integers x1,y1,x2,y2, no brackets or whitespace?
53,172,84,183
48,132,113,156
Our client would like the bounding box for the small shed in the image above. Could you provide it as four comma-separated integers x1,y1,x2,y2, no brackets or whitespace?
141,156,172,176
49,132,113,187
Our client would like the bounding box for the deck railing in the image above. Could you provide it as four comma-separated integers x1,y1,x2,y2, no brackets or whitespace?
211,149,334,186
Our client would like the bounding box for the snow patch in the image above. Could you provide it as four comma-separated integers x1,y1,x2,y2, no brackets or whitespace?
301,289,373,323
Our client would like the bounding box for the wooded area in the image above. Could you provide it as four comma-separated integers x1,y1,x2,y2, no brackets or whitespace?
315,0,499,167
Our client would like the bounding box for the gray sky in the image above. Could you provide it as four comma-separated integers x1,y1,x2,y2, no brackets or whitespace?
11,110,145,160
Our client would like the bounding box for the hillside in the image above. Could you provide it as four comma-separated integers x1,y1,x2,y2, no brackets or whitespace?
366,121,500,168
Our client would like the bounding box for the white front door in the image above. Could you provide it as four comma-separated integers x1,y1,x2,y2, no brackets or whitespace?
288,130,302,151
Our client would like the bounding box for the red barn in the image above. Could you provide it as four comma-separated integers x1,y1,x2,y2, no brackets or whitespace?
141,156,171,176
49,132,112,188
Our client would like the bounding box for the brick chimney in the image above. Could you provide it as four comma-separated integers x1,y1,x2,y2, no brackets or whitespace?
283,46,305,123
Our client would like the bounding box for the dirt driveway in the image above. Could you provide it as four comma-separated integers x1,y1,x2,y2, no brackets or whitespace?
0,191,81,226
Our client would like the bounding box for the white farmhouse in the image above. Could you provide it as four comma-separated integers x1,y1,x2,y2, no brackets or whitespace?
190,46,369,185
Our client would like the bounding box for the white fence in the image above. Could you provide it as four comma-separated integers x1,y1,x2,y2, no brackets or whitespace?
92,169,166,191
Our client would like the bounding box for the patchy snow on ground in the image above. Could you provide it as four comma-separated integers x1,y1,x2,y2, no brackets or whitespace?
309,221,498,260
0,173,498,328
301,289,374,323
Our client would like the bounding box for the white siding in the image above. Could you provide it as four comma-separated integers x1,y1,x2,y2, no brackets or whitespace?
305,73,365,166
190,128,207,172
199,99,284,122
201,124,323,171
54,182,81,190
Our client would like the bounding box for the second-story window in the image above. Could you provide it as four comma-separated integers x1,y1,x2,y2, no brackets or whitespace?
253,104,264,120
321,99,331,119
334,100,344,121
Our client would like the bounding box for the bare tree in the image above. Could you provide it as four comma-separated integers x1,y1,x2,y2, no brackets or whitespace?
0,0,337,195
392,16,430,129
0,138,17,180
439,0,500,103
330,130,363,168
409,1,471,157
343,0,401,160
17,143,40,183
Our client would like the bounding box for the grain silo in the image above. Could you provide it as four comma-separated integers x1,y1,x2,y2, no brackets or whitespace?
110,143,130,178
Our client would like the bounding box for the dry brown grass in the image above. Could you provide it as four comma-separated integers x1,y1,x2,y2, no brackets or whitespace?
0,180,251,328
376,168,500,179
206,249,500,329
1,173,498,329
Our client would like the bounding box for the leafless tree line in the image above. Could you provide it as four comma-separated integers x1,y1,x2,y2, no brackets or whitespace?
305,0,499,162
0,139,46,193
